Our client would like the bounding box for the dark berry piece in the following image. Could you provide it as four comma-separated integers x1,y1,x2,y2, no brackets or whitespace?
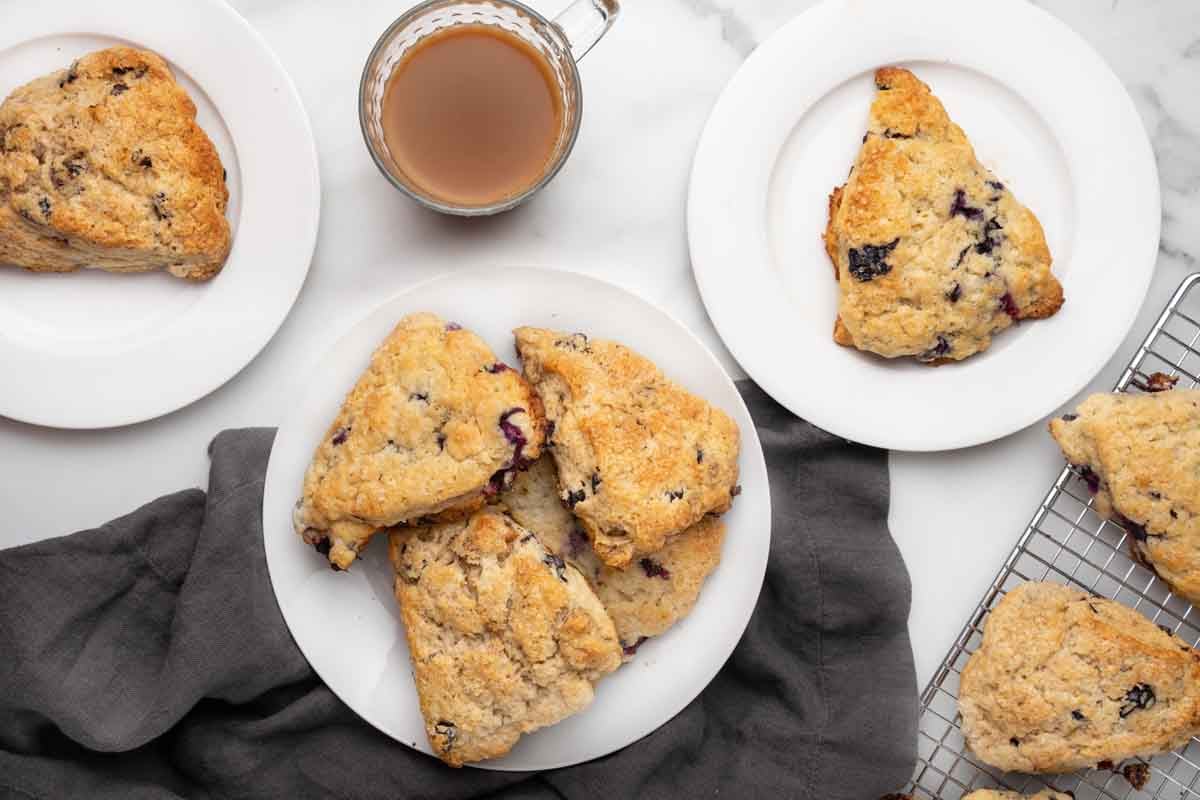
1077,465,1100,494
999,292,1020,320
111,83,129,96
1071,709,1086,721
639,558,670,579
38,198,51,218
112,66,133,76
140,156,152,168
975,218,1003,255
543,552,568,582
954,245,971,267
329,561,343,572
1009,737,1020,747
498,409,530,470
1171,509,1179,519
1150,491,1162,500
409,392,429,403
847,238,900,282
484,468,512,496
950,189,983,219
1143,372,1179,393
987,180,1005,191
947,282,962,302
59,62,79,88
861,133,868,144
313,539,332,556
545,420,556,442
436,432,446,451
1118,683,1155,718
1159,624,1174,637
65,156,85,178
484,362,509,374
565,488,586,508
520,533,534,543
1097,760,1115,771
1061,414,1078,422
590,472,601,493
882,128,911,139
919,336,951,362
331,427,350,446
696,448,704,464
444,322,462,331
434,720,457,749
622,636,648,656
1122,762,1149,790
730,484,742,497
665,488,684,502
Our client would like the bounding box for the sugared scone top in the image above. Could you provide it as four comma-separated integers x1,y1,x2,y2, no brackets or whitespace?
294,313,546,570
823,67,1063,362
514,326,740,568
0,46,230,279
959,581,1200,774
1049,387,1200,604
388,509,620,766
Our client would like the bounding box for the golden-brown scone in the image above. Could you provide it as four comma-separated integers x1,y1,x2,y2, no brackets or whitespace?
959,582,1200,773
824,67,1063,362
0,47,230,279
388,509,621,766
514,327,740,568
294,314,546,570
963,791,1074,800
501,456,726,656
1049,387,1200,604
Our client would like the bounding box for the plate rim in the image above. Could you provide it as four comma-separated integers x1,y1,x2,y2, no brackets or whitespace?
0,0,320,429
687,0,1161,452
261,265,772,771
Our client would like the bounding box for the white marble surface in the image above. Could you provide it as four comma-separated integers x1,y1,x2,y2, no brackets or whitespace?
1,0,1198,692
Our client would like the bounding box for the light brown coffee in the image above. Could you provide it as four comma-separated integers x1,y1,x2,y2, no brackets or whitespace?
380,24,563,207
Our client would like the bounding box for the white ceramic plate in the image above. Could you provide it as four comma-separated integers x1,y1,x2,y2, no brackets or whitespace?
262,267,771,770
688,0,1160,452
0,0,319,429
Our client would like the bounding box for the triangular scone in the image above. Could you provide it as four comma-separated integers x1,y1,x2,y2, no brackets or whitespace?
502,456,726,657
823,67,1063,362
960,582,1200,773
514,327,740,568
0,47,230,280
294,313,546,570
1049,387,1200,604
388,509,621,766
964,791,1074,800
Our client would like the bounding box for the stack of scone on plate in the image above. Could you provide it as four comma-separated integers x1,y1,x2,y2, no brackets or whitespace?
293,314,741,765
954,377,1200,790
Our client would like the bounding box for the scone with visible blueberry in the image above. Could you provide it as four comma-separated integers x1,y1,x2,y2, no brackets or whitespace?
514,326,740,568
963,791,1075,799
959,582,1200,773
294,313,546,570
387,508,621,766
1049,386,1200,604
823,67,1063,362
502,456,726,657
0,47,230,279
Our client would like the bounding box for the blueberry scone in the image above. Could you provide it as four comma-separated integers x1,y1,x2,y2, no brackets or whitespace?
294,314,546,570
1049,388,1200,604
387,508,621,766
963,791,1075,800
502,456,726,656
959,582,1200,773
514,327,740,568
823,67,1063,362
0,47,230,279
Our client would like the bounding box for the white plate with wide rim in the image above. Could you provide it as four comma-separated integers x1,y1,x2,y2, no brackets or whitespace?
0,0,319,429
261,267,771,770
688,0,1160,452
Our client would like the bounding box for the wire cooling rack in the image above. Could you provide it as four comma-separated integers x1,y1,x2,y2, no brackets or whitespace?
906,273,1200,800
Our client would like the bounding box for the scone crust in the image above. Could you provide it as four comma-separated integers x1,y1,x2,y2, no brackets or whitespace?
388,509,621,766
514,326,740,568
959,582,1200,773
1049,390,1200,604
824,67,1063,361
964,791,1074,800
294,314,546,569
502,456,726,652
0,47,230,279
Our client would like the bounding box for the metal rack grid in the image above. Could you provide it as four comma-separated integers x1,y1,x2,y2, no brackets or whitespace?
906,273,1200,800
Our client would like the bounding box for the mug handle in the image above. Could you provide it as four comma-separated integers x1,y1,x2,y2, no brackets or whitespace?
553,0,620,62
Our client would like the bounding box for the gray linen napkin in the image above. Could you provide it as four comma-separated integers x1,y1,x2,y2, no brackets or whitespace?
0,382,916,799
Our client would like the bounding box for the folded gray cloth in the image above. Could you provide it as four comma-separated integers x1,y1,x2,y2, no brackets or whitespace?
0,382,916,799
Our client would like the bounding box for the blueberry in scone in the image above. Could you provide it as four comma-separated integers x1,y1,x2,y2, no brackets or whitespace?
501,456,726,657
959,582,1200,774
1049,389,1200,604
823,67,1063,362
387,508,621,766
514,326,740,568
964,791,1075,799
0,47,230,279
294,313,546,570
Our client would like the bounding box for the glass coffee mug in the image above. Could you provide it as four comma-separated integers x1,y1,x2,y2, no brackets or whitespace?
359,0,620,216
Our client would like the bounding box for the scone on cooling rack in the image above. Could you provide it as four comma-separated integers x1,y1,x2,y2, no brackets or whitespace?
0,47,230,279
823,67,1063,362
963,790,1075,799
502,456,726,657
514,326,740,568
294,313,546,570
387,508,621,766
1049,385,1200,604
959,581,1200,774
